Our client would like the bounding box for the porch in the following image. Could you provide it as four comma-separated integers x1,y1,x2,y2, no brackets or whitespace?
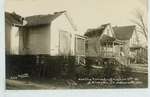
100,35,124,58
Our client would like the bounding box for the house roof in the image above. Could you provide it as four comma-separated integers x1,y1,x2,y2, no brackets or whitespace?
113,25,136,40
5,12,23,25
101,35,115,42
100,35,116,45
24,11,66,27
84,23,109,37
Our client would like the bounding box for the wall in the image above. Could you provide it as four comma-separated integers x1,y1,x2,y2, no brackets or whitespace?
103,25,113,37
59,30,71,56
20,25,50,55
51,13,76,56
5,21,11,54
10,26,19,54
86,37,100,57
129,30,138,47
75,36,86,56
5,21,20,55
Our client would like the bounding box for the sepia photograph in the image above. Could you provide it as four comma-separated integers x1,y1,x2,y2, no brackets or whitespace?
5,0,148,90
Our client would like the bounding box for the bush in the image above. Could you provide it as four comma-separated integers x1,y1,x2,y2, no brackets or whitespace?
120,65,133,79
101,63,120,79
88,68,103,78
75,65,88,78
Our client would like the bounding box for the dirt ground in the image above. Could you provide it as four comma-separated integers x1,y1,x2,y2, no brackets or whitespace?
6,72,148,90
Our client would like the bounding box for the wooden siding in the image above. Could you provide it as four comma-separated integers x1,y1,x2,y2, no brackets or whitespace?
5,22,11,54
5,21,20,54
10,27,19,54
19,25,50,55
75,35,86,56
129,30,139,47
51,13,76,56
59,30,71,56
86,37,100,57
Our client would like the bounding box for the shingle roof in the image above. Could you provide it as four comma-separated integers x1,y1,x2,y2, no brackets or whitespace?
84,23,109,37
5,12,23,25
113,25,136,40
24,11,66,27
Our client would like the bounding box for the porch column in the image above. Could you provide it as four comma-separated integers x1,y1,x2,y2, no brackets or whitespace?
112,42,114,56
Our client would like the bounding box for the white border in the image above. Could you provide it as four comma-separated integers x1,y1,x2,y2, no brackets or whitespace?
0,0,5,97
0,0,150,97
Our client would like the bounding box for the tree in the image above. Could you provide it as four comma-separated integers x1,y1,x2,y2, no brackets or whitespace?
131,9,148,41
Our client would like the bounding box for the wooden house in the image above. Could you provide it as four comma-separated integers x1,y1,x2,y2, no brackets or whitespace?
6,11,87,77
5,12,24,55
84,23,125,65
130,45,147,64
19,11,79,56
113,25,145,64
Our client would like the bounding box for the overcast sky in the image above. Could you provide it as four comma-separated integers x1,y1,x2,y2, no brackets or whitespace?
5,0,147,34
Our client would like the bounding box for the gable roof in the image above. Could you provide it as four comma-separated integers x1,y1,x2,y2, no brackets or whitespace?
5,12,23,25
24,11,66,27
84,23,110,37
113,25,136,40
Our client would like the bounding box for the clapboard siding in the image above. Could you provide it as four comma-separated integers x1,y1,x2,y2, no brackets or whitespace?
59,30,71,55
75,35,86,56
50,13,76,56
5,22,11,54
86,37,100,57
20,25,51,55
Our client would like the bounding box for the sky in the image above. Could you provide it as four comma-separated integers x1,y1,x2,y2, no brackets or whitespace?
5,0,147,35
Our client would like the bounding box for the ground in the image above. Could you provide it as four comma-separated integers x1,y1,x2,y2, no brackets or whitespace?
6,63,148,89
6,72,148,89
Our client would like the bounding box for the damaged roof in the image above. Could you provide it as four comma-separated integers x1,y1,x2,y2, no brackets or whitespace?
24,11,66,27
113,25,136,40
84,23,110,37
5,12,23,25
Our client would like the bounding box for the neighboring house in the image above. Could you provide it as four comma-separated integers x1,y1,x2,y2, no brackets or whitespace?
113,25,145,64
19,11,79,56
130,45,148,64
84,23,125,65
5,12,23,54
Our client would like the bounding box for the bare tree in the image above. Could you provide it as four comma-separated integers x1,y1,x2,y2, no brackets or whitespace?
131,9,148,41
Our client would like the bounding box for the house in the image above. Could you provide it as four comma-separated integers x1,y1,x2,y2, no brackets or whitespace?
130,45,148,64
6,11,87,77
84,23,125,65
5,12,24,54
113,25,146,64
19,11,79,56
